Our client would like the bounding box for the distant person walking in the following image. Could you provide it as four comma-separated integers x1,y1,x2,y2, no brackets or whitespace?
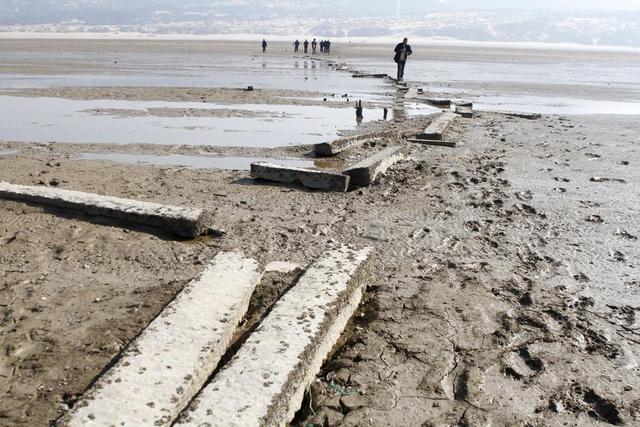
393,38,412,81
326,40,331,54
303,39,309,54
294,40,300,52
312,39,317,55
262,39,268,53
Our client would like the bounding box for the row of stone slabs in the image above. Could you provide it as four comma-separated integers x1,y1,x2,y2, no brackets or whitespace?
254,110,464,193
53,245,372,426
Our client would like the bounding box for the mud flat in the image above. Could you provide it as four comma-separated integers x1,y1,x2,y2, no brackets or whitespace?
1,38,640,426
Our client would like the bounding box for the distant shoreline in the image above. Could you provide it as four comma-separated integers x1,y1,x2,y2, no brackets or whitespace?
1,31,640,54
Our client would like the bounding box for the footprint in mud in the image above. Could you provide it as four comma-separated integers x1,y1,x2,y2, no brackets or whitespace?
553,187,567,193
590,176,627,184
554,177,571,183
618,160,630,166
580,200,601,208
464,221,481,232
585,153,601,159
548,383,623,425
573,272,590,283
610,250,626,263
586,215,604,224
515,191,533,201
614,228,637,241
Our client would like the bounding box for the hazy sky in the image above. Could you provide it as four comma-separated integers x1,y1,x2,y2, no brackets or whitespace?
399,0,640,11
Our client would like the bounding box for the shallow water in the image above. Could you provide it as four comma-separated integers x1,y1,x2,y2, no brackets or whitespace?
0,54,385,97
73,153,317,170
0,96,437,147
474,95,640,115
350,58,640,115
0,96,365,146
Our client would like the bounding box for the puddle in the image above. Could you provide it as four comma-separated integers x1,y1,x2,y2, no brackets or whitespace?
349,58,640,115
0,149,21,156
73,152,318,170
0,96,441,147
0,55,386,95
475,95,640,115
0,96,389,147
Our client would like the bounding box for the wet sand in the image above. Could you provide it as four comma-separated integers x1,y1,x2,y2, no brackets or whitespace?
1,39,640,426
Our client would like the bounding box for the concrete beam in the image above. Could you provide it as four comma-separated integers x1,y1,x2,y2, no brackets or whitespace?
425,99,452,108
352,73,388,78
59,252,262,427
251,162,350,192
417,112,458,141
498,111,542,120
176,245,373,427
314,131,388,157
0,182,216,239
408,138,457,148
343,146,405,187
454,104,473,118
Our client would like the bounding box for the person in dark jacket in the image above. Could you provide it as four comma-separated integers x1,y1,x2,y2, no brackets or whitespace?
262,39,268,53
294,40,300,52
393,38,412,81
303,39,309,53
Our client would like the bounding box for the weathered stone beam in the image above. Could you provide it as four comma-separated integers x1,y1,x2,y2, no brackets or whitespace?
454,103,474,118
251,162,350,192
352,73,388,78
424,99,452,108
176,245,374,427
408,138,457,148
314,134,369,157
417,112,458,140
314,130,397,157
0,182,216,238
342,146,406,187
59,252,262,427
498,111,543,120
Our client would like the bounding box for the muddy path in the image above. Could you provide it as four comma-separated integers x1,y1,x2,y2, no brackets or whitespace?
1,112,639,426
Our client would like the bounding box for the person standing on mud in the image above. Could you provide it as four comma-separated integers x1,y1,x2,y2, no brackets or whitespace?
326,40,331,54
393,38,413,81
294,40,300,53
312,39,317,55
303,39,309,54
262,39,268,53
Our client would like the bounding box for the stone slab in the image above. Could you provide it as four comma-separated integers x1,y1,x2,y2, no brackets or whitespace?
408,138,457,148
251,162,350,192
265,261,302,274
59,252,262,427
342,146,406,187
0,181,215,238
314,131,394,157
176,245,373,427
417,112,458,140
425,99,452,108
455,104,474,118
352,73,388,78
498,111,543,120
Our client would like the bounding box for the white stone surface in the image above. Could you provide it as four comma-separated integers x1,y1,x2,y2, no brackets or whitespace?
60,252,262,427
0,181,213,238
176,245,373,427
251,162,350,192
419,112,458,140
265,261,302,274
343,146,406,187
